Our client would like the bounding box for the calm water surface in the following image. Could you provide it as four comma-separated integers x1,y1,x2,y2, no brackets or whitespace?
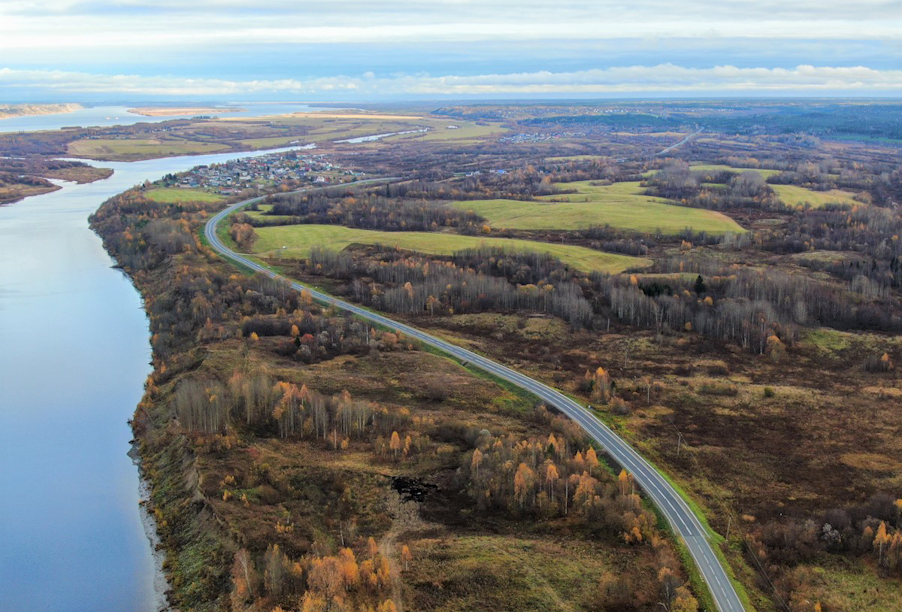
0,103,335,133
0,147,300,612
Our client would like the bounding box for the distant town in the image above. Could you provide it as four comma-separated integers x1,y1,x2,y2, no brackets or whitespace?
158,150,355,195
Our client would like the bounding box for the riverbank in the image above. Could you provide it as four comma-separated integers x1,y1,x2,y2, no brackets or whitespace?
0,159,112,205
0,147,317,612
0,103,82,120
131,444,172,612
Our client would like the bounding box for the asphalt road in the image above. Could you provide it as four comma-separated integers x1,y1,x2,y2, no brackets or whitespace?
655,127,704,156
205,181,746,612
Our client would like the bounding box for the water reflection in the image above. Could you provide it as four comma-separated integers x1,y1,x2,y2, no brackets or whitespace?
0,147,303,612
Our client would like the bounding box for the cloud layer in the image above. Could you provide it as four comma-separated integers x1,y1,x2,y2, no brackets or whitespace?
2,1,900,99
3,65,901,98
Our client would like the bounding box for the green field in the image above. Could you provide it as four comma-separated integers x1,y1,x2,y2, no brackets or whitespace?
251,224,651,273
450,181,745,235
68,138,229,160
237,136,305,149
644,164,780,179
145,187,224,203
689,164,782,179
406,122,508,143
772,185,861,208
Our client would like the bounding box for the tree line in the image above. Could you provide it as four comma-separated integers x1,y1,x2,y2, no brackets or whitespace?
308,246,595,328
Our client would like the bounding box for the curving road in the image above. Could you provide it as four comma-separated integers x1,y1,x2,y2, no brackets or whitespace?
205,181,746,612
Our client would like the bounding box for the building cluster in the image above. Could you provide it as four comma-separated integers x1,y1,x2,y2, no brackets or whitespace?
165,151,352,195
499,131,587,144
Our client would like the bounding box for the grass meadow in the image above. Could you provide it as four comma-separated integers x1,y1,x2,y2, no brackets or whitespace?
250,223,652,273
451,181,745,235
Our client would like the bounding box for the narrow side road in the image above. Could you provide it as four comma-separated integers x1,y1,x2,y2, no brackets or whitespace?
655,127,704,156
205,181,747,612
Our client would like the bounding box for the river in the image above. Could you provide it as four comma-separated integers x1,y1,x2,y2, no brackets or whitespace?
0,147,303,612
0,103,338,133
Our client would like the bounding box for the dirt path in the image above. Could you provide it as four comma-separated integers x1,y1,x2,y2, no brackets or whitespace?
378,492,424,612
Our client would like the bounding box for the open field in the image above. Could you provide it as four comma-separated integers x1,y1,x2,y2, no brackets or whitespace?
451,181,746,235
643,164,781,179
144,187,224,203
237,135,306,149
772,184,862,208
689,164,782,179
6,109,506,162
395,122,508,143
68,138,229,160
238,113,507,145
41,165,112,184
250,223,652,273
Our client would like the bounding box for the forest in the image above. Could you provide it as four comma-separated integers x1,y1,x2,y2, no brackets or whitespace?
90,166,700,612
214,124,902,612
80,100,902,612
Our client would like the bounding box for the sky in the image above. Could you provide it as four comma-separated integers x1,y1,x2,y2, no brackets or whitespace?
1,0,901,102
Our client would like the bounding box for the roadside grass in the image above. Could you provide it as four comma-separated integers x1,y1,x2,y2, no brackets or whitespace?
772,184,861,208
201,222,257,276
250,223,652,273
68,138,229,160
450,180,746,235
616,439,756,612
432,347,538,416
145,187,224,203
585,408,749,612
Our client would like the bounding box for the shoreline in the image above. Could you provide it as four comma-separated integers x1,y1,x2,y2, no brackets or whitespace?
128,107,244,117
130,443,173,612
0,103,83,121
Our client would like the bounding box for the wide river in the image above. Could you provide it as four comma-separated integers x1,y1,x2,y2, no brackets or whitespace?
0,147,301,612
0,103,337,133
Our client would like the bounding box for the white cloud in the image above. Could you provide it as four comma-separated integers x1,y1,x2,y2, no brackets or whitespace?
2,64,901,97
0,1,899,52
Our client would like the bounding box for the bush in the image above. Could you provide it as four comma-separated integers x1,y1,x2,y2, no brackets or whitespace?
610,397,631,416
707,364,730,376
763,387,775,398
699,383,738,397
